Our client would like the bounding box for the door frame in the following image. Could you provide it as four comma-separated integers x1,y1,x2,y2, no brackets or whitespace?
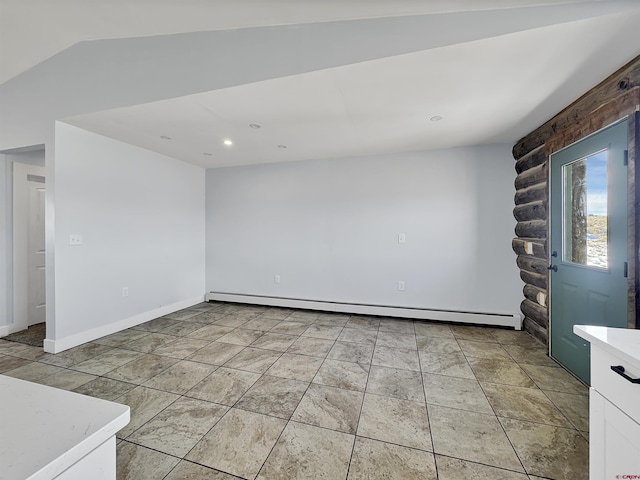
547,119,629,380
12,162,46,334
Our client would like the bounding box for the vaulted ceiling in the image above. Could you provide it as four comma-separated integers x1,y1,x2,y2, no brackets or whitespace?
2,0,640,167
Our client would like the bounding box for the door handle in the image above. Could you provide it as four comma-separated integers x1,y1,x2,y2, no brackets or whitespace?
611,365,640,384
548,265,558,272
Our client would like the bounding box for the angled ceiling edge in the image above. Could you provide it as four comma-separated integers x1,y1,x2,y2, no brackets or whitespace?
3,1,637,117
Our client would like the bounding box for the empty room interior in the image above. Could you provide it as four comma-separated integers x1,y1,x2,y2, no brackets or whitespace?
1,1,640,479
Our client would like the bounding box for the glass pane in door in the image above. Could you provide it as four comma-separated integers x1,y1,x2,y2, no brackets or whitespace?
562,150,608,268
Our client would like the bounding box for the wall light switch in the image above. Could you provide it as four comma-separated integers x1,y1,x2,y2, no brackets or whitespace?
69,234,82,246
274,275,281,284
398,233,406,244
398,280,405,291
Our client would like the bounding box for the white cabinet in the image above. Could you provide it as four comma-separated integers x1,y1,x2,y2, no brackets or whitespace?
590,390,640,479
574,326,640,480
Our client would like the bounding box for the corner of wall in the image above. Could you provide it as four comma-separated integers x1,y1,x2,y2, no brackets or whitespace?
0,154,7,329
44,294,204,353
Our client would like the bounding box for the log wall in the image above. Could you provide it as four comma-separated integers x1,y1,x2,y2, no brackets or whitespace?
513,56,640,344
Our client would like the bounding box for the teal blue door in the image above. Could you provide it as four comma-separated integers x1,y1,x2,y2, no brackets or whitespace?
550,120,628,384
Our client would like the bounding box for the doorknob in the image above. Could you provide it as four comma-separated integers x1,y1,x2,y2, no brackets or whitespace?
551,251,558,257
548,265,558,272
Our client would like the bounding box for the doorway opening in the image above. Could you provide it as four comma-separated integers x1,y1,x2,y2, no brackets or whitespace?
1,147,46,347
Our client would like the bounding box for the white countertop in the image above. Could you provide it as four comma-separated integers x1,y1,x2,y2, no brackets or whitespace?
0,375,129,480
574,325,640,371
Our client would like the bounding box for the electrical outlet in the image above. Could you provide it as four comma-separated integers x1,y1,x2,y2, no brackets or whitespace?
122,287,129,297
69,234,82,246
398,233,406,244
274,275,281,284
398,281,405,291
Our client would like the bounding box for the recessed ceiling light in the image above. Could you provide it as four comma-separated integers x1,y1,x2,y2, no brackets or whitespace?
223,139,233,146
249,123,262,129
429,116,443,122
277,144,287,149
203,152,213,156
160,135,172,140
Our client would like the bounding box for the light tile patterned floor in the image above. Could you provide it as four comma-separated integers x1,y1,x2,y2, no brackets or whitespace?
0,302,590,479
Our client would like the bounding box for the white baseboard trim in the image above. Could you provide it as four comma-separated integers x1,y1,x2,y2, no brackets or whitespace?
43,295,205,354
206,292,523,330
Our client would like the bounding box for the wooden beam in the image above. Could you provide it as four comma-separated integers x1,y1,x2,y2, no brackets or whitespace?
512,237,547,259
520,270,548,290
546,88,640,154
513,55,640,159
515,183,547,205
517,255,548,276
523,284,546,304
514,201,547,222
521,299,548,328
515,146,546,174
515,220,547,239
523,317,548,344
632,111,639,328
515,163,547,191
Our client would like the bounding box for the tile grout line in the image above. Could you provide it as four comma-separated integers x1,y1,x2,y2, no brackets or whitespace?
452,329,531,477
414,320,439,479
475,375,530,476
0,305,589,479
250,313,349,479
155,308,300,479
343,319,380,480
112,309,291,454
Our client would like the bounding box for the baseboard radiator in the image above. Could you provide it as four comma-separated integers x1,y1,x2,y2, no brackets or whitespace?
206,292,523,330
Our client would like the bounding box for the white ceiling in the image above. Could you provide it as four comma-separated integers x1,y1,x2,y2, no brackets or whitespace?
4,1,640,168
0,0,601,85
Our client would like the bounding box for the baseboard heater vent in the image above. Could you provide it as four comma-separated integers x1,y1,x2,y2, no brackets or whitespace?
206,292,523,330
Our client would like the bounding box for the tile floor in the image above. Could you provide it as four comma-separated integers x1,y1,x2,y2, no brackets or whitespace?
0,302,590,479
3,321,45,347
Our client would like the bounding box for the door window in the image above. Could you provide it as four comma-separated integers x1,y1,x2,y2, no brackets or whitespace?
562,150,608,269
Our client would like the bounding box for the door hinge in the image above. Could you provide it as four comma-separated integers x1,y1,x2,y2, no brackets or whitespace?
624,150,628,166
624,262,628,278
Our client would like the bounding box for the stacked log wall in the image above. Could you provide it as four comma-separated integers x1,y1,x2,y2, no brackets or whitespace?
512,146,549,342
513,56,640,344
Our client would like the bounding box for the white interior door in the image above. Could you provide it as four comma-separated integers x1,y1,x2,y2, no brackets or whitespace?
27,177,46,325
13,163,46,331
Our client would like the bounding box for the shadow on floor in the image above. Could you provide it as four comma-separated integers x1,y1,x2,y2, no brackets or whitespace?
4,323,45,347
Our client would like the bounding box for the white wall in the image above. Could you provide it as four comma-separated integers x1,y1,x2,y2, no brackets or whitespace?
51,123,204,349
0,17,530,341
0,149,46,332
206,145,522,316
0,155,7,328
